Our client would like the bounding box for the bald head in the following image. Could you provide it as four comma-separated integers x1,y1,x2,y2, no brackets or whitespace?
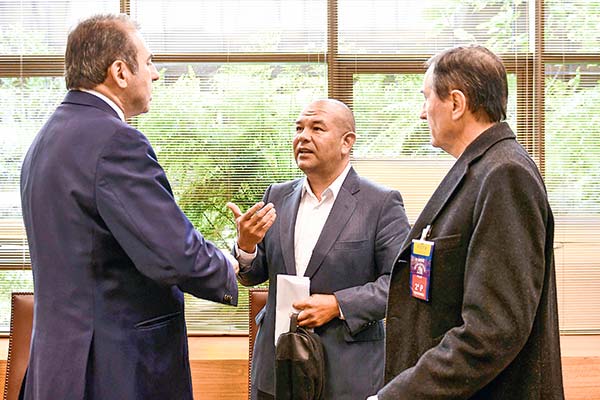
299,99,356,134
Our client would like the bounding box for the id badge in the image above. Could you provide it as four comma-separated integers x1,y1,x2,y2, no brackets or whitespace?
410,239,434,301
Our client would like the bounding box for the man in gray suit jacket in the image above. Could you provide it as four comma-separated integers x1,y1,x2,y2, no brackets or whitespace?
228,99,410,399
20,14,238,400
371,46,564,399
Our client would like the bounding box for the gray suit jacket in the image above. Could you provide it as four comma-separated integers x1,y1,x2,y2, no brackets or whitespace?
239,167,409,399
381,122,564,399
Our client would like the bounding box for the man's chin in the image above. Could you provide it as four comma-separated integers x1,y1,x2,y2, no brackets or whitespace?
295,159,312,173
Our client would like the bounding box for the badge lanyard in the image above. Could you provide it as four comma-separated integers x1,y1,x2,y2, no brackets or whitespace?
410,225,434,301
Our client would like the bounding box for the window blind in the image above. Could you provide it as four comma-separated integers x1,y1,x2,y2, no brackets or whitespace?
543,1,600,332
1,0,599,335
0,1,118,55
131,0,327,54
338,0,530,54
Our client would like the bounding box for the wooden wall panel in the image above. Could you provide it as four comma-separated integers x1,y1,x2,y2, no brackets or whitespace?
563,357,600,400
191,359,247,400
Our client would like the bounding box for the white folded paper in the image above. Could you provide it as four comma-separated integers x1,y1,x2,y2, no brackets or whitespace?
275,274,310,346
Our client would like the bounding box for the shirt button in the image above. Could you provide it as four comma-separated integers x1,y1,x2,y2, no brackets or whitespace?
223,294,233,304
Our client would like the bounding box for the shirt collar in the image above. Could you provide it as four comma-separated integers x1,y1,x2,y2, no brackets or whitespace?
80,89,125,121
302,162,352,202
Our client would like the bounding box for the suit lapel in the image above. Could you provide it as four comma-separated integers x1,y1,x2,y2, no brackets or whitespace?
279,181,303,275
398,122,516,255
304,169,359,278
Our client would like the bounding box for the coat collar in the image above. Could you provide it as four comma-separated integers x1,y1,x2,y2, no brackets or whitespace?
399,122,516,255
279,167,360,277
62,90,121,120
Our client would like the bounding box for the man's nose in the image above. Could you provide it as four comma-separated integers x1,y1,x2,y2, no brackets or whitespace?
151,64,159,82
419,105,427,120
296,127,311,141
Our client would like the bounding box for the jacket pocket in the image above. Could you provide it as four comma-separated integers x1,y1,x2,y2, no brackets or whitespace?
333,239,368,250
135,311,182,330
433,233,462,253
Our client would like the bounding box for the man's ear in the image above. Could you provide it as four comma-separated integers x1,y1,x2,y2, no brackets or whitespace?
107,60,130,89
450,89,467,120
341,131,356,156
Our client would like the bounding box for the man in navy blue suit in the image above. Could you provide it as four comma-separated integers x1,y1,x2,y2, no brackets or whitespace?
20,14,238,400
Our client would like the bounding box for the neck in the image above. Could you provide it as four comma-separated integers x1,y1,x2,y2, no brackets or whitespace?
305,161,348,201
448,119,496,158
91,84,127,118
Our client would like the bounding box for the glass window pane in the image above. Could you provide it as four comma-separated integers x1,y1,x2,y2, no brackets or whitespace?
0,0,119,55
0,77,64,217
0,77,65,275
131,0,327,53
545,63,600,216
545,63,600,332
338,0,531,54
353,74,442,158
545,1,600,53
352,73,517,157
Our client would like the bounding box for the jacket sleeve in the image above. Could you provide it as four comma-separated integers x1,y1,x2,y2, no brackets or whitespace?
95,126,238,305
236,185,273,287
379,162,549,399
334,189,410,335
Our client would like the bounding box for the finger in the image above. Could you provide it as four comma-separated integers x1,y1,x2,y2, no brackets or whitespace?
226,202,242,219
254,203,275,219
243,202,265,221
292,300,307,310
296,309,309,322
257,209,277,227
261,214,277,232
297,311,316,327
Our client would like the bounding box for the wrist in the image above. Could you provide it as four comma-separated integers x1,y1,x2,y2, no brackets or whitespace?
237,242,256,254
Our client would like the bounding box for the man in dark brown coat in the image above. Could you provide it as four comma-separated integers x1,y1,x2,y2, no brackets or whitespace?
371,45,564,400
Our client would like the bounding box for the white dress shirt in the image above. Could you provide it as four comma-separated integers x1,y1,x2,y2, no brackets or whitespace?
80,88,125,121
293,163,351,277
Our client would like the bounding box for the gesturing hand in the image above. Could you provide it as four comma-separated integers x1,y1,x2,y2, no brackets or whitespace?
226,201,277,253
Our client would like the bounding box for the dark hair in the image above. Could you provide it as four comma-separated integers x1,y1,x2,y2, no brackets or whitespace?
426,45,508,123
65,14,139,90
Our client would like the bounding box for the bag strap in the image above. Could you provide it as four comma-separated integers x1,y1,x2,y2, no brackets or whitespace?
289,312,299,333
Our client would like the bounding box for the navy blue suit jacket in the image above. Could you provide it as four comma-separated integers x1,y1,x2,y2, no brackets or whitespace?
20,90,238,400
